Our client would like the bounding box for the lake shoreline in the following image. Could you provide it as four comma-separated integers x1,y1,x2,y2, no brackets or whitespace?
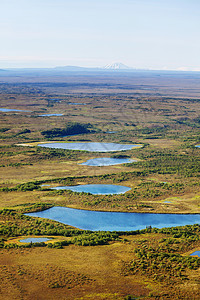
25,206,200,231
26,204,200,215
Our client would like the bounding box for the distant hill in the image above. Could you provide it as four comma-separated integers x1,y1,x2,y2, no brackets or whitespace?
54,63,134,72
54,66,99,71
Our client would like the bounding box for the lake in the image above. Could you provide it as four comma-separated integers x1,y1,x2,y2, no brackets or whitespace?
38,142,142,152
196,145,200,148
190,251,200,257
0,108,30,112
50,184,131,195
19,237,51,243
81,157,136,166
25,207,200,231
68,102,86,105
38,113,63,116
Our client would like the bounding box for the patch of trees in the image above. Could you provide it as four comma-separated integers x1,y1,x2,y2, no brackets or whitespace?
0,128,9,133
72,232,119,246
123,246,200,284
110,154,130,158
128,148,200,177
41,122,92,138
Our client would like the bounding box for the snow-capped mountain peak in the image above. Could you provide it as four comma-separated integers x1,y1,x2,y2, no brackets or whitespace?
103,62,131,70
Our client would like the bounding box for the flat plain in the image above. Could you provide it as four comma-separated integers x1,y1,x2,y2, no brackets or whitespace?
0,70,200,299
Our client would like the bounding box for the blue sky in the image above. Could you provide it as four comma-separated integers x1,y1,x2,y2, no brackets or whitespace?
0,0,200,70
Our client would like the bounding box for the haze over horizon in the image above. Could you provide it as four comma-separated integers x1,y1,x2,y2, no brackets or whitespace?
1,0,200,71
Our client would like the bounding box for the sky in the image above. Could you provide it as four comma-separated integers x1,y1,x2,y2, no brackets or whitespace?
0,0,200,70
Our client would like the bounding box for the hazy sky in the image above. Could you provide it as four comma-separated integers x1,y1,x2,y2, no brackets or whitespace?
1,0,200,70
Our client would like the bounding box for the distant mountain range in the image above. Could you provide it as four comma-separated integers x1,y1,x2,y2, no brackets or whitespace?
55,62,134,72
1,64,199,74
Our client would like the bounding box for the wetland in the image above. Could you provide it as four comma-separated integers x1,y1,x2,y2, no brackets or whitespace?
0,70,200,299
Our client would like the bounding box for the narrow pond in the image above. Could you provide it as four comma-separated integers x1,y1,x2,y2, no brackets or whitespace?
38,142,142,152
190,251,200,257
81,157,136,166
38,113,63,116
25,207,200,231
50,184,131,195
20,237,51,243
0,108,30,112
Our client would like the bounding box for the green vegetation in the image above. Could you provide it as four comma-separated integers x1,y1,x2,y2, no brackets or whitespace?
41,122,92,138
0,75,200,299
123,246,200,284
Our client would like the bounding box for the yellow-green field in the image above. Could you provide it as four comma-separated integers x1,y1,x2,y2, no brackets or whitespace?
0,73,200,299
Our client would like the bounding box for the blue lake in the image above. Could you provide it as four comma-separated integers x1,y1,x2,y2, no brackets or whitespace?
196,145,200,148
20,237,51,243
81,157,136,166
68,102,86,105
190,251,200,257
25,207,200,231
0,108,30,112
50,184,131,195
38,142,141,152
39,113,63,116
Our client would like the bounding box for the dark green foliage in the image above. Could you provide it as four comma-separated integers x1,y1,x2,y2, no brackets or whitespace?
72,231,119,246
17,129,31,135
110,154,130,158
125,246,200,284
41,122,91,138
128,148,200,177
16,182,40,191
0,128,9,132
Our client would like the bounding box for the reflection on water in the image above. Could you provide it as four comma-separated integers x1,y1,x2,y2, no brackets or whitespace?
25,207,200,231
20,237,51,243
0,108,30,112
81,157,136,166
38,142,142,152
39,113,63,116
190,251,200,257
50,184,131,195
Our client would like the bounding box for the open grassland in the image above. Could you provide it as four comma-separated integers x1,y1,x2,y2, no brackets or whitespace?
0,71,200,299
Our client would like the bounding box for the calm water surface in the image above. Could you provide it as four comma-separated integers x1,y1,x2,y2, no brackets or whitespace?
39,113,63,116
38,142,141,152
81,157,136,166
190,251,200,257
25,207,200,231
20,237,51,243
0,108,30,112
50,184,131,195
196,145,200,148
68,102,86,105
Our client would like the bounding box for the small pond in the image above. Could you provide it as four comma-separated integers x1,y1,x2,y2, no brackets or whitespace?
19,237,51,243
50,184,131,195
81,157,136,166
0,108,30,112
39,113,63,116
190,251,200,257
38,142,141,152
25,207,200,231
195,145,200,148
68,102,86,105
